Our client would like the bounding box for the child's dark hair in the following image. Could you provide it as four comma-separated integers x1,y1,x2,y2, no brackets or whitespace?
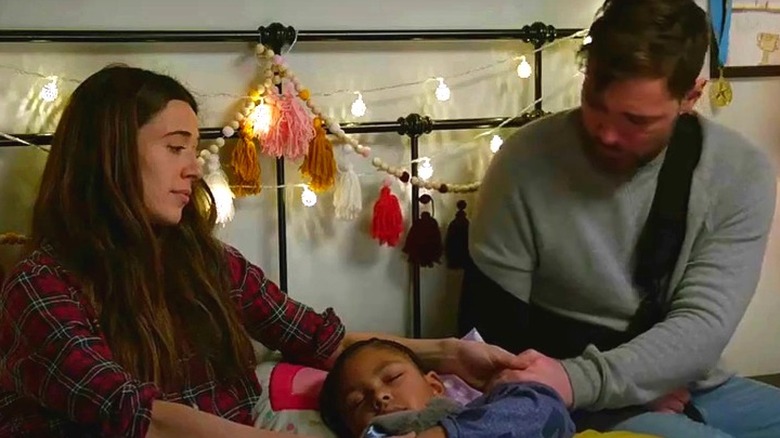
319,338,427,437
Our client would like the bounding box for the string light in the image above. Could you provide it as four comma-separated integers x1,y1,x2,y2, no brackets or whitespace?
0,30,591,107
250,100,273,134
490,134,503,153
2,31,589,201
434,77,451,102
301,185,318,207
367,70,583,193
3,67,583,197
39,77,58,102
418,158,434,181
583,35,593,45
351,92,366,117
516,56,532,79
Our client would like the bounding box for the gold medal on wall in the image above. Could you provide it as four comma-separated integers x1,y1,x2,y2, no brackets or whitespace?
710,67,733,107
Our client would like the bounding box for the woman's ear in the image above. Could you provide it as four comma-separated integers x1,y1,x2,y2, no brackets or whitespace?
424,371,446,396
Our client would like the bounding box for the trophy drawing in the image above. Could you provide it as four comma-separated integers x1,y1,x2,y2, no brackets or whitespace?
757,32,779,65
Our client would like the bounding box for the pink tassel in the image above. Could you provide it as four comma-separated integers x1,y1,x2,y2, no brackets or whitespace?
261,81,315,160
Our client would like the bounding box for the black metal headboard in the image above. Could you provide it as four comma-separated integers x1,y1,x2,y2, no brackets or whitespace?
0,22,584,338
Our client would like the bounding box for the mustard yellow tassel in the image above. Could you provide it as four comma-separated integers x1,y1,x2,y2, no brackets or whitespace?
230,123,262,196
300,117,336,193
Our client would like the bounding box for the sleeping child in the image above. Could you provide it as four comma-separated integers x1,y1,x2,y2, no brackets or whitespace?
319,337,576,438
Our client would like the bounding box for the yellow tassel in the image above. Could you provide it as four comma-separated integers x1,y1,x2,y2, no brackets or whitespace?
230,123,262,196
300,117,336,193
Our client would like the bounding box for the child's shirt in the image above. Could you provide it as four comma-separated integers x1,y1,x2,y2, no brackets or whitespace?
364,382,575,438
440,382,575,438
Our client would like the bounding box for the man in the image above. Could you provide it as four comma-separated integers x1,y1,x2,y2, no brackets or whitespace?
459,0,780,436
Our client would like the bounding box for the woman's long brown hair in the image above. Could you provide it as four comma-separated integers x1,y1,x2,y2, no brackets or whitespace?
31,66,255,391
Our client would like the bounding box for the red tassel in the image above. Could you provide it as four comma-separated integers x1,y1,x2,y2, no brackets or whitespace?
371,181,404,246
445,200,471,269
403,194,443,268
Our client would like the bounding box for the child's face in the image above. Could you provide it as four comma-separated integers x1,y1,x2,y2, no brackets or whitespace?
337,346,445,436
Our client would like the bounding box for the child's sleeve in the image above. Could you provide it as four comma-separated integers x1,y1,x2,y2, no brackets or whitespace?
438,382,576,438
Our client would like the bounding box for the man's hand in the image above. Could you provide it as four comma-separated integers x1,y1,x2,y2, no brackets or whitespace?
647,388,691,413
439,339,527,391
486,349,574,408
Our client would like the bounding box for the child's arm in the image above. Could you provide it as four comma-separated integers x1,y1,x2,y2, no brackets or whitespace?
435,382,576,438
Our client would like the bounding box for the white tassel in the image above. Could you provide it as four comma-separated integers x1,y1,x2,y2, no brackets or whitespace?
333,161,362,220
203,153,236,226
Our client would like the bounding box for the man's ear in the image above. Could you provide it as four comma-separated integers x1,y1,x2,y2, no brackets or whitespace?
424,371,446,396
680,77,707,113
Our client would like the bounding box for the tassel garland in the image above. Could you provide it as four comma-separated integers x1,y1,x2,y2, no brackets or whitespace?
371,180,404,246
402,194,443,267
445,200,471,269
231,122,262,196
333,161,362,220
300,117,337,192
261,82,315,160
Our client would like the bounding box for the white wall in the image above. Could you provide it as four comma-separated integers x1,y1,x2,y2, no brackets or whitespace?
0,0,777,376
697,81,780,377
692,0,780,377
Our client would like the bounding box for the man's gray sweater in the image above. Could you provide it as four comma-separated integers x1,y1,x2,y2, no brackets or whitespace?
469,108,777,410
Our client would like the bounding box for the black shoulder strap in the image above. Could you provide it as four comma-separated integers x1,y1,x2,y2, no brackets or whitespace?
628,113,703,336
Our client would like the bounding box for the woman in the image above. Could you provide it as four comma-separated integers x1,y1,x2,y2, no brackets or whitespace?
0,65,521,437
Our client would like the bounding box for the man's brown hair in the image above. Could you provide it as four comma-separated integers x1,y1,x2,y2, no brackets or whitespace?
579,0,710,99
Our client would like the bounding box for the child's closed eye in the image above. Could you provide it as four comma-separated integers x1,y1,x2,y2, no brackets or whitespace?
386,372,404,385
346,395,364,409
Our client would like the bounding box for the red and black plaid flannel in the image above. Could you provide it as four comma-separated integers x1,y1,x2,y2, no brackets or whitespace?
0,243,344,437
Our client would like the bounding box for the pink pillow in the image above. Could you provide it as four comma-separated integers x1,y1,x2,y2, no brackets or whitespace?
268,362,327,411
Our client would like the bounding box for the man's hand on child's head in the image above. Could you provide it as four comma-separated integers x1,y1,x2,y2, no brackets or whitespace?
485,349,574,408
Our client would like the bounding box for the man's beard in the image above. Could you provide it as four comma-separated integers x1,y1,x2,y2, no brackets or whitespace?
578,121,670,176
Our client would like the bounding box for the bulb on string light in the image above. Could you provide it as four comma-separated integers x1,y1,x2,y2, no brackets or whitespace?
490,134,503,153
434,77,451,101
39,77,59,102
517,56,532,79
301,185,318,207
351,92,366,117
250,100,273,134
583,35,593,45
418,158,434,181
